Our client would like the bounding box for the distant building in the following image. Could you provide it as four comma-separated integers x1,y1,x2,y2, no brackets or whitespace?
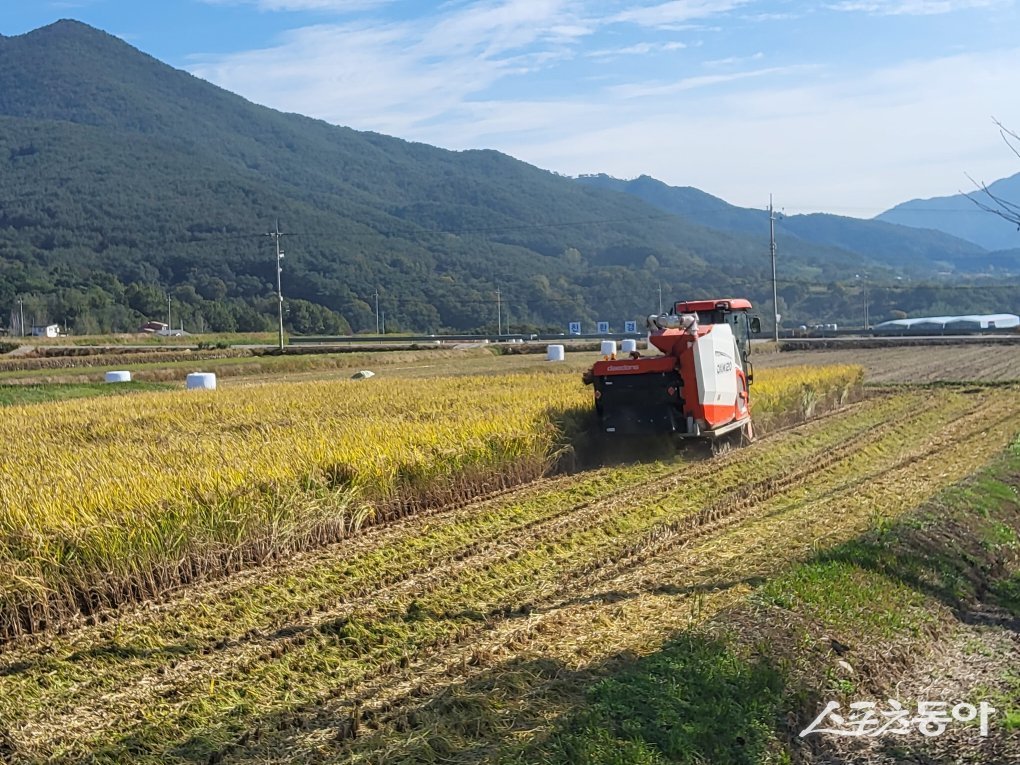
139,320,191,336
873,314,1020,332
31,324,60,338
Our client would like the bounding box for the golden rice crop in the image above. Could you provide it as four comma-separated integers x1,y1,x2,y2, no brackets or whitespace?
750,364,864,431
0,364,860,640
0,374,588,636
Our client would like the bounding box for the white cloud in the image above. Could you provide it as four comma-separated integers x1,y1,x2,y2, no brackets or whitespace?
702,51,764,67
46,0,104,8
608,64,811,98
611,0,752,27
586,40,687,57
742,11,803,20
499,48,1020,216
828,0,998,15
200,0,394,11
188,2,1020,217
190,0,593,135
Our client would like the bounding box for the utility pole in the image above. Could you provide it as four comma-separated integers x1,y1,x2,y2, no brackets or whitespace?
769,195,779,342
495,287,502,336
269,220,285,351
167,292,172,332
374,289,380,335
658,282,663,314
856,274,869,331
18,298,24,338
864,282,869,330
381,310,386,335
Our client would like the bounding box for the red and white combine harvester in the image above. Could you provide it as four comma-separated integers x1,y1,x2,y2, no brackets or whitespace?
584,299,761,451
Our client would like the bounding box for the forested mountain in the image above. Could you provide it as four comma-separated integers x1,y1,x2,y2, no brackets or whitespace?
0,20,1016,334
877,173,1020,252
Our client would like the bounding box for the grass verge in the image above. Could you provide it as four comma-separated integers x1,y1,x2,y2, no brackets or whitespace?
0,382,174,407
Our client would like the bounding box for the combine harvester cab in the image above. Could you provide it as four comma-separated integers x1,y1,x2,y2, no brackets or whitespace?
588,299,760,449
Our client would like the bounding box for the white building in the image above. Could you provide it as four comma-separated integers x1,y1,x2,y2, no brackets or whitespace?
31,324,60,338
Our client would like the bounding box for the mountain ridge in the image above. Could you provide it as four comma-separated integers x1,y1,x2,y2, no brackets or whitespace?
876,173,1020,251
575,174,1010,275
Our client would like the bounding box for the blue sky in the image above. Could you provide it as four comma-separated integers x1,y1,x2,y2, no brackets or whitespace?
3,1,1019,216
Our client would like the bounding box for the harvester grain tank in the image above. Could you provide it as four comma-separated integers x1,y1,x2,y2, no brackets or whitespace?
584,298,760,448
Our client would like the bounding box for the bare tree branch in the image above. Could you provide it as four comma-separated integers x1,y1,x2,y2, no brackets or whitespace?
962,119,1020,230
993,117,1020,162
962,173,1020,226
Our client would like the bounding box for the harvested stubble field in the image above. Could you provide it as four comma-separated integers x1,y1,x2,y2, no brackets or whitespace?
757,341,1020,384
1,353,1018,764
0,348,250,374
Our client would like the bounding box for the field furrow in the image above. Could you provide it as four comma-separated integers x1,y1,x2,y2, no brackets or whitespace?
3,387,1017,763
289,391,1020,764
758,344,1020,384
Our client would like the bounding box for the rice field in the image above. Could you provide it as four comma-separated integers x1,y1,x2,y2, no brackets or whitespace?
0,364,859,641
0,384,1016,764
